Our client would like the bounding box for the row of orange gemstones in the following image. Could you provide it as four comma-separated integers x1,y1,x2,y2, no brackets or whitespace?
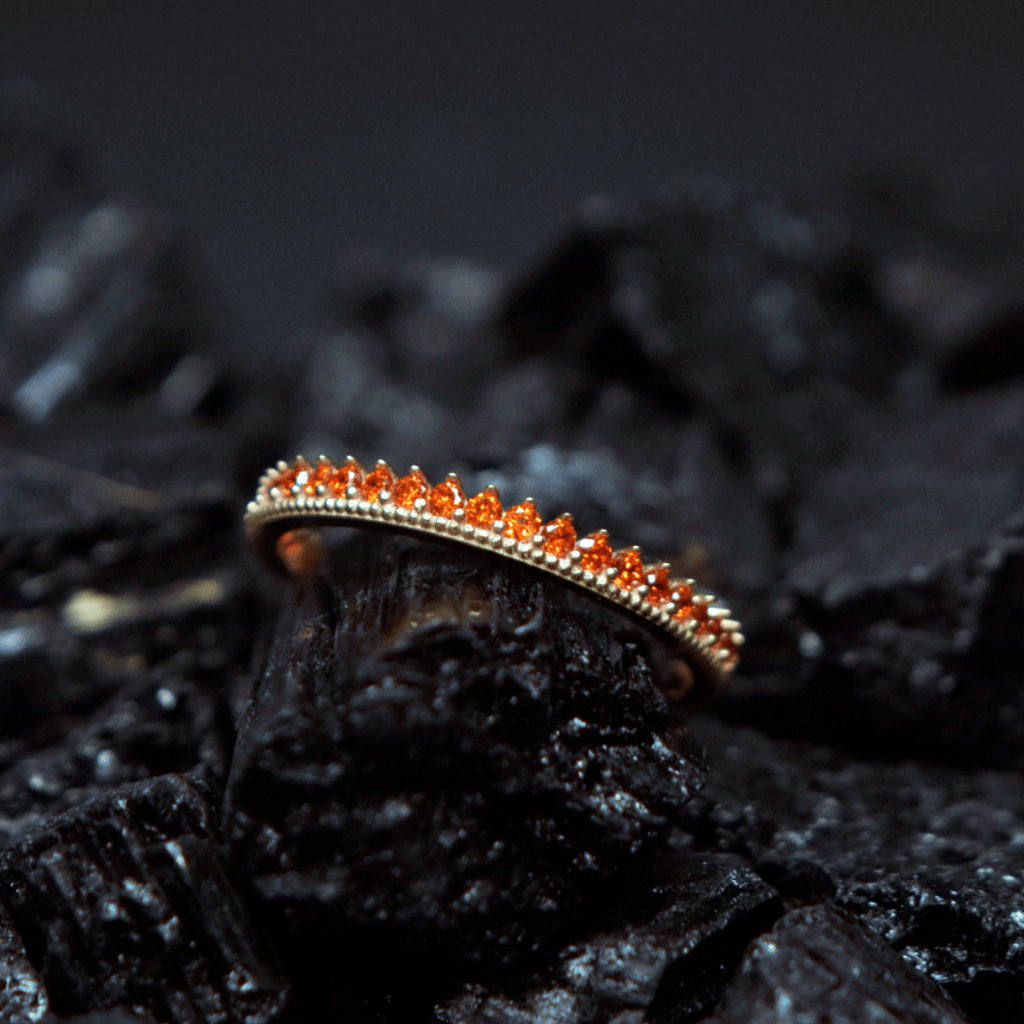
264,456,738,657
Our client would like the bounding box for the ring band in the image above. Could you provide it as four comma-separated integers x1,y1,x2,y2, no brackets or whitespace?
244,455,744,685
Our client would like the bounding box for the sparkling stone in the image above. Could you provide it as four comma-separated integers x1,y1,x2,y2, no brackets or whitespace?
673,597,707,624
427,476,466,518
465,487,503,528
611,548,644,590
273,457,310,496
713,632,739,656
304,458,336,495
576,531,613,573
641,565,672,604
363,462,396,503
393,468,430,508
696,616,723,640
503,500,543,541
540,516,576,557
331,456,365,495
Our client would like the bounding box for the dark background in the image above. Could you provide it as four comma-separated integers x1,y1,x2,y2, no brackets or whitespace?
2,1,1023,351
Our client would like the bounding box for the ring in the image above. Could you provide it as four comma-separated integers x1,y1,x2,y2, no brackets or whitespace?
244,455,744,685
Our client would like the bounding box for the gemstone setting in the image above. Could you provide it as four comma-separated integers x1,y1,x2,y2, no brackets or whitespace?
246,454,743,683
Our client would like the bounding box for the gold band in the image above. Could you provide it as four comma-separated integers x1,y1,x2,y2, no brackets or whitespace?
244,455,743,685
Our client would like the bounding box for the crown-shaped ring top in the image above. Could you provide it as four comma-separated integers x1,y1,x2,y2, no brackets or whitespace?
244,455,744,686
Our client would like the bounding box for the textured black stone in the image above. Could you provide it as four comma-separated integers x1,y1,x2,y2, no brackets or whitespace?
715,383,1024,769
680,715,1024,1020
705,904,970,1024
436,851,780,1023
0,773,289,1023
0,500,247,756
0,898,48,1023
0,670,225,851
225,533,707,966
39,1012,157,1024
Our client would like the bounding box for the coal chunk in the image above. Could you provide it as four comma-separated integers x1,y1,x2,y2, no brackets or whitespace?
225,534,707,966
437,851,780,1023
0,899,48,1023
718,382,1024,769
0,500,250,753
705,904,970,1024
39,1012,156,1024
0,671,224,850
681,716,1024,1017
0,773,289,1023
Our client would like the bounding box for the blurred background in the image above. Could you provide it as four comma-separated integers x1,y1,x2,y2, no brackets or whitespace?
3,0,1023,354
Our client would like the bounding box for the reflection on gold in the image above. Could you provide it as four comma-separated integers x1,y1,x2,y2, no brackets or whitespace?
660,658,696,701
275,529,325,579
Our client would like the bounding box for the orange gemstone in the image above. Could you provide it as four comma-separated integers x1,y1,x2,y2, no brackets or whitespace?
393,467,430,508
641,565,672,604
427,476,466,517
331,456,365,495
465,487,503,528
697,615,723,639
540,515,576,557
303,458,336,496
611,548,644,590
503,500,542,541
273,457,311,496
576,531,613,573
363,462,396,503
673,596,707,625
714,631,738,655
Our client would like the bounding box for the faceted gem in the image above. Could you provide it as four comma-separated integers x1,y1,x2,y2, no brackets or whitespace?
577,531,613,573
503,500,542,541
714,631,739,656
304,458,336,495
332,456,365,494
427,476,466,517
393,467,430,508
274,457,311,495
465,487,503,528
696,615,723,640
540,515,576,557
611,548,644,590
363,462,396,503
673,595,707,624
641,565,672,604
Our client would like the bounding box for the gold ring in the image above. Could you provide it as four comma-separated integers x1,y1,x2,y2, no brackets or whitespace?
244,455,744,685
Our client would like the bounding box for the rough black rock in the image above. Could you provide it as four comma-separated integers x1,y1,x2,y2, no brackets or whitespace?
705,903,971,1024
0,898,48,1023
681,715,1024,1021
436,851,780,1023
226,534,707,967
0,773,289,1023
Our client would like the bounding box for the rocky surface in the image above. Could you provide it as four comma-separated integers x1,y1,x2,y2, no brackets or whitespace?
2,82,1024,1021
0,774,289,1023
226,534,706,966
705,903,972,1024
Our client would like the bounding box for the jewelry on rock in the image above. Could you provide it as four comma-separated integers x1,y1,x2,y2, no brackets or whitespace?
244,455,743,684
